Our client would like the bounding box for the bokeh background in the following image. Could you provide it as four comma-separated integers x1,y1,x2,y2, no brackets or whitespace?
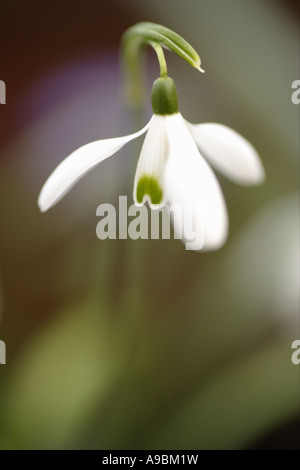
0,0,299,450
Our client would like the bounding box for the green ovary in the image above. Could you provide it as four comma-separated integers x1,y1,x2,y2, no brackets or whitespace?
136,175,163,204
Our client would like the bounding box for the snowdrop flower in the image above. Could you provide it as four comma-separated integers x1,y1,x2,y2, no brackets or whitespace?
38,76,265,250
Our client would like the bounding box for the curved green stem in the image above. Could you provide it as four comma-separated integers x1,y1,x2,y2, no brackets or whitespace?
121,22,204,109
151,42,168,78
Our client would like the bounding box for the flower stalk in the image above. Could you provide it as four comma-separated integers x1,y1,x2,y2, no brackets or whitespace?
151,42,168,78
121,22,203,108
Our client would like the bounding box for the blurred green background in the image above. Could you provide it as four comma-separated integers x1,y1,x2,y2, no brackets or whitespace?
0,0,299,450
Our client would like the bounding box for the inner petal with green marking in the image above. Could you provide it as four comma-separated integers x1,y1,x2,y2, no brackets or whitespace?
136,175,163,204
133,114,169,208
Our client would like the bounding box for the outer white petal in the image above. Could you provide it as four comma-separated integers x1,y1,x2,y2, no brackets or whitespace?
38,119,151,212
164,114,228,251
133,114,168,209
187,122,265,186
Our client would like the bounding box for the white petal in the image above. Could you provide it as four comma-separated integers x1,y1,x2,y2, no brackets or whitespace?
38,119,151,212
188,122,265,186
164,114,228,251
133,114,168,209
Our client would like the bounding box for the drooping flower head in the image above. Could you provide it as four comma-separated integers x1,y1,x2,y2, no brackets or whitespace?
38,22,265,250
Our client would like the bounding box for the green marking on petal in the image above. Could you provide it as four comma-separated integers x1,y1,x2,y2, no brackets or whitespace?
136,175,163,205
